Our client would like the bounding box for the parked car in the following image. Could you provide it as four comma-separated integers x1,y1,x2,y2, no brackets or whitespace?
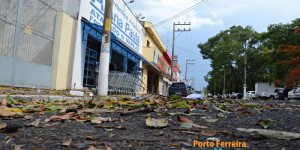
247,91,257,99
207,93,213,98
278,88,293,100
236,93,243,99
231,93,238,99
231,93,242,99
225,94,230,98
288,87,298,99
295,87,300,99
169,82,188,97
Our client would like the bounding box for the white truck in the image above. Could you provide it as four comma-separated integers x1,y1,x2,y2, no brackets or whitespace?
255,82,283,100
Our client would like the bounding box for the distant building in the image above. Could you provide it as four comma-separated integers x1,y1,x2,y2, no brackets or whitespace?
173,55,182,82
139,21,172,96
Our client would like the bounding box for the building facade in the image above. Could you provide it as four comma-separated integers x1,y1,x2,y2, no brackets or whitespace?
173,55,182,82
140,21,172,95
0,0,180,96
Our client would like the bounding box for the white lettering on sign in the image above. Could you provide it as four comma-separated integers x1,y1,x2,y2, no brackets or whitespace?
79,0,144,54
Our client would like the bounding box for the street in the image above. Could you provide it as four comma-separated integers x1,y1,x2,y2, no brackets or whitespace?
1,91,300,150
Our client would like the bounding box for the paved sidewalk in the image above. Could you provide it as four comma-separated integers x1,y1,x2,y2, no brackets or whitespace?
0,94,93,102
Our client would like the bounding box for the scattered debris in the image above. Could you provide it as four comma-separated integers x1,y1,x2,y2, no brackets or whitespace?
237,128,300,140
62,138,72,147
146,116,168,128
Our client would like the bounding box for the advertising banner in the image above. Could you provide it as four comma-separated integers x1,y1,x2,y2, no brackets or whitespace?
80,0,144,54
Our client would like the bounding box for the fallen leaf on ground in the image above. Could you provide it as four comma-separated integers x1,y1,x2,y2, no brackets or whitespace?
3,108,23,113
0,105,9,109
201,130,217,136
62,138,72,146
85,134,94,140
7,95,19,105
0,110,23,117
170,101,190,109
201,118,218,122
45,122,60,127
25,119,41,127
158,131,164,135
258,119,270,129
146,116,168,128
160,112,205,116
193,123,209,129
24,115,33,120
74,117,88,122
217,113,224,118
177,116,193,128
88,146,99,150
232,107,247,111
0,122,7,129
212,104,232,113
243,103,257,108
242,111,253,116
38,112,45,115
237,128,300,140
45,114,70,122
6,134,19,139
77,109,116,114
91,117,112,124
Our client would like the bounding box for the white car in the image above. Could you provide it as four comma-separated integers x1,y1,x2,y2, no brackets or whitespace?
247,91,256,99
288,88,297,99
294,87,300,99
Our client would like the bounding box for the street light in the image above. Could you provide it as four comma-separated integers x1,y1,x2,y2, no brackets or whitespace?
243,41,247,100
126,0,134,4
124,0,134,11
135,13,145,20
185,59,195,80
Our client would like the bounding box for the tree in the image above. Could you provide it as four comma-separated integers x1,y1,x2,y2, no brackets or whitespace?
261,18,300,87
198,26,263,94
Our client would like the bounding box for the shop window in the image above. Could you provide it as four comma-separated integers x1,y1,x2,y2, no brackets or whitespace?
111,50,124,72
83,35,101,88
127,59,136,74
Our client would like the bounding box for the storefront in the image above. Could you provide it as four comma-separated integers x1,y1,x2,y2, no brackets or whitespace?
70,0,158,95
81,19,141,88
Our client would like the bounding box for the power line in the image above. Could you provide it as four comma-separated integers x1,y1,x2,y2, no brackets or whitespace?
154,0,213,27
175,31,184,39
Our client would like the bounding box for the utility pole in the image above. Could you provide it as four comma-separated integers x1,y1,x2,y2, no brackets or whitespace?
98,0,113,96
223,67,226,96
243,41,247,100
171,22,191,81
185,59,195,80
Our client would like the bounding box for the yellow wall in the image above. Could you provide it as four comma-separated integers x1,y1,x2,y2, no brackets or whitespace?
140,62,148,94
142,34,163,57
140,21,168,94
51,12,77,90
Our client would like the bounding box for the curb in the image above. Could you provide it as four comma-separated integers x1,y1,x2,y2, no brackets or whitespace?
0,95,93,102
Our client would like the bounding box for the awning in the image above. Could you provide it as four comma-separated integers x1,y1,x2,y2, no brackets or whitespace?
82,19,159,72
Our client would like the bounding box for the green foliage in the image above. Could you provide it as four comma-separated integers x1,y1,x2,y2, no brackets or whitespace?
262,119,271,129
169,95,182,101
198,18,300,93
170,101,190,108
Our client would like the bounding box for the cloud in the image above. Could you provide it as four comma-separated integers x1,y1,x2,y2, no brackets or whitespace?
211,11,218,17
130,0,223,34
212,4,248,16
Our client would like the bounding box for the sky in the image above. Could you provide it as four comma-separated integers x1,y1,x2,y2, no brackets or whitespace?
128,0,300,90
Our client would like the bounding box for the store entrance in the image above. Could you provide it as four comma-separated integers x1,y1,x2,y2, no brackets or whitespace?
83,35,101,88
